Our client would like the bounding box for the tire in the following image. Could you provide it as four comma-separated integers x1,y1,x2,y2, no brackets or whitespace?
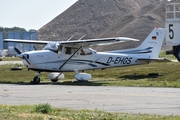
175,46,180,62
33,76,40,84
173,46,178,57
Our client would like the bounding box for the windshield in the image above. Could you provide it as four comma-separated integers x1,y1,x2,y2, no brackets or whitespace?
43,42,59,52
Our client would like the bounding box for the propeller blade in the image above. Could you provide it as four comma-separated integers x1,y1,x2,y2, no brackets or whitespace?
33,45,37,51
14,47,21,54
22,54,31,65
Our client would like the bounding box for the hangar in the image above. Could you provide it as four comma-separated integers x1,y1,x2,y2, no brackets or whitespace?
0,31,38,56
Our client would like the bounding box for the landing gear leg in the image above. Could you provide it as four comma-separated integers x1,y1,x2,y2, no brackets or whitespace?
30,72,41,84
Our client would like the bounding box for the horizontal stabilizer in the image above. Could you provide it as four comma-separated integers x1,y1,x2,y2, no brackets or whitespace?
137,58,172,62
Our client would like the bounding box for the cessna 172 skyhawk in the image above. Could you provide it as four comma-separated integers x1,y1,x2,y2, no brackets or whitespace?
4,27,168,84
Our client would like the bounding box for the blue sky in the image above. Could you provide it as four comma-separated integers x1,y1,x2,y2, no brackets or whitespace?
0,0,77,30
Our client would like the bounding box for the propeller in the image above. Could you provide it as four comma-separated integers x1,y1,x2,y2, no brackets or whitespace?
14,47,31,65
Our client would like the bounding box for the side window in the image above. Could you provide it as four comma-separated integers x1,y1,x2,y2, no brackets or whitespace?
80,48,92,55
71,48,78,54
65,47,72,54
64,47,78,55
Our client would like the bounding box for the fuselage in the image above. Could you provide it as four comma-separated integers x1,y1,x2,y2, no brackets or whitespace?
21,48,150,72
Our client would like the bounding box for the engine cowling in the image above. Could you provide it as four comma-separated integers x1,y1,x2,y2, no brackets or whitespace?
75,73,92,81
48,72,65,82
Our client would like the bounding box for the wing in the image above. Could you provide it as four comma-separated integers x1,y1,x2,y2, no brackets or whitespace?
4,37,138,47
61,37,139,47
4,39,49,44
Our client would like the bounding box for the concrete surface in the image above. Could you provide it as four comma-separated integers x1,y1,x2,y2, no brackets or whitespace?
0,84,180,115
0,61,23,65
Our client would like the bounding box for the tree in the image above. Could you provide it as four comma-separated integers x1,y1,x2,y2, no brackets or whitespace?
0,27,27,39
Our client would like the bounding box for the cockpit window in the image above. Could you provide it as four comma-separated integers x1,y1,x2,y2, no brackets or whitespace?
43,42,60,53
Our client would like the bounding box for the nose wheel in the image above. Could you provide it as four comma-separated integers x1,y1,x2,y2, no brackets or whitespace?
30,72,41,84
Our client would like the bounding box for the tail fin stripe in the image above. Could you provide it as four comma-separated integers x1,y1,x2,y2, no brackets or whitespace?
111,47,153,54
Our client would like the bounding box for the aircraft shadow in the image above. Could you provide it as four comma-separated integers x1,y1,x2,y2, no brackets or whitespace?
43,81,104,86
119,73,164,80
0,81,104,86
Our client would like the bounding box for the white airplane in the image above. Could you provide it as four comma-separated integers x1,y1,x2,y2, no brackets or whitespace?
4,27,168,84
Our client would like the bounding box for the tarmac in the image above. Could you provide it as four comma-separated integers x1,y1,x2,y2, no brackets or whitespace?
0,61,23,65
0,84,180,115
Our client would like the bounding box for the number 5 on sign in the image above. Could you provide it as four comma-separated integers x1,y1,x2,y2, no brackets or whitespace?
166,22,180,44
169,24,174,40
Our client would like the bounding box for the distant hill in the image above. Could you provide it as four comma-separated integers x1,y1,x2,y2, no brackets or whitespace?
97,3,167,51
38,0,178,51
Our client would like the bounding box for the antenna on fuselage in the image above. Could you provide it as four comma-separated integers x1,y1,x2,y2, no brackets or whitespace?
67,35,74,41
78,35,85,41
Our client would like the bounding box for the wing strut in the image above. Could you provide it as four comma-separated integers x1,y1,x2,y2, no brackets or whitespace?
59,46,83,70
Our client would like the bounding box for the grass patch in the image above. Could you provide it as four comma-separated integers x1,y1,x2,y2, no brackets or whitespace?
0,61,180,87
0,104,180,120
0,52,180,87
35,103,53,114
159,50,176,60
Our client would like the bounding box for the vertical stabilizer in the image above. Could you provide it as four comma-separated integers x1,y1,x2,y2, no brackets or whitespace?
137,27,166,58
